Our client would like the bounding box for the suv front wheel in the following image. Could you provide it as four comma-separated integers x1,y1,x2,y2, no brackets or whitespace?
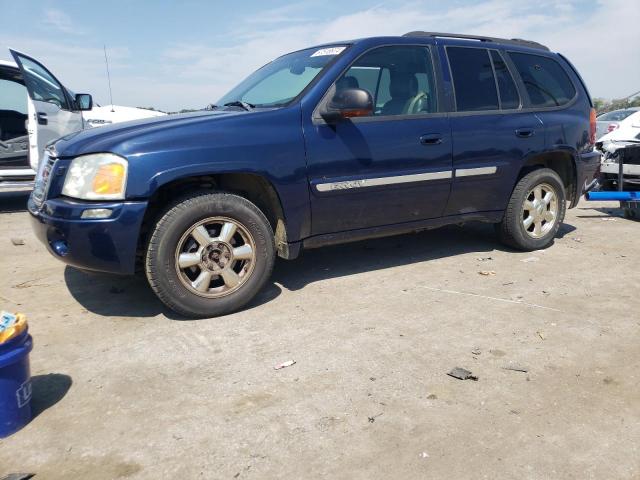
496,168,566,251
145,192,275,318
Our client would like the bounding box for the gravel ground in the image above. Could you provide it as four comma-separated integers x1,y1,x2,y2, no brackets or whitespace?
0,191,638,479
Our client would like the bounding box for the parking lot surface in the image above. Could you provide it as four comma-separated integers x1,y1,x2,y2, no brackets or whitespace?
0,191,638,479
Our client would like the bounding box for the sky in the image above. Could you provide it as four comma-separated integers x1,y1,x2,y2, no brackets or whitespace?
1,0,638,112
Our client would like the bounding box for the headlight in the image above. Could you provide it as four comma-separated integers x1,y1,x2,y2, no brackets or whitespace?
62,153,128,200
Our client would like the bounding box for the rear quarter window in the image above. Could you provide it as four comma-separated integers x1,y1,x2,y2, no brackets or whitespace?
509,52,576,108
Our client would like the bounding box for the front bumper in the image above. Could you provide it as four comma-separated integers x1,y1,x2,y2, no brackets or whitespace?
28,196,148,275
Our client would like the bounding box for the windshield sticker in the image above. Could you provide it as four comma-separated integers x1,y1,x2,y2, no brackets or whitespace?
310,47,346,57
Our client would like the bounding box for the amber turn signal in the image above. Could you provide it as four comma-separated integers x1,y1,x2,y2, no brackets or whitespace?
93,163,126,195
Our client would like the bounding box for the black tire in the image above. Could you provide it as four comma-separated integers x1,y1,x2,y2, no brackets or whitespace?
145,191,275,318
496,168,566,251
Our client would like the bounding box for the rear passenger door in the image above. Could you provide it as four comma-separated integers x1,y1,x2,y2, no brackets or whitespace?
443,46,544,216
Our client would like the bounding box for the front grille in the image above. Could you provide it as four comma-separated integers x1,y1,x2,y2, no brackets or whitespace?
31,153,56,208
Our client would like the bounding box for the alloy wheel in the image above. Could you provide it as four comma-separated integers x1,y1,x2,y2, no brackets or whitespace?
174,217,256,298
522,183,559,238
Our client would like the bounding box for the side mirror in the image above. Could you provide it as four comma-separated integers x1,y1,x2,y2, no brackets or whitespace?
75,93,93,111
321,88,373,122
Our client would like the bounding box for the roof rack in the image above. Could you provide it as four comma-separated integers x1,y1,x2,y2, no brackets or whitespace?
402,31,550,51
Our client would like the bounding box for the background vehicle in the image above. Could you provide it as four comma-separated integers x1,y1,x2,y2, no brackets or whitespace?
28,32,600,317
10,50,91,172
1,50,166,190
0,60,31,189
597,110,640,190
83,104,166,128
596,107,640,140
600,110,640,141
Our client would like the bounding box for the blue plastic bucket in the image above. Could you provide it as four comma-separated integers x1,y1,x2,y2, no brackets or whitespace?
0,327,33,437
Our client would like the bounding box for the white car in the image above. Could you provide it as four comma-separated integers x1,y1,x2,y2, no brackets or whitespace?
597,110,640,189
83,104,165,128
599,110,640,143
595,107,640,141
0,50,166,190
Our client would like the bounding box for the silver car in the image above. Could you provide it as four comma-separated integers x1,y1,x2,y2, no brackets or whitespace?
596,107,640,140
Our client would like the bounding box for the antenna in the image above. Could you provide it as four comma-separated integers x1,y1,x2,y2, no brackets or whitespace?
103,45,115,112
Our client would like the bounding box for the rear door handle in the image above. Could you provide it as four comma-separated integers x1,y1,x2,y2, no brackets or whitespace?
37,112,48,125
515,128,534,138
420,134,442,145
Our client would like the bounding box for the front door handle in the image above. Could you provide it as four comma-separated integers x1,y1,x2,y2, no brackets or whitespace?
420,134,442,145
515,128,534,138
37,112,48,125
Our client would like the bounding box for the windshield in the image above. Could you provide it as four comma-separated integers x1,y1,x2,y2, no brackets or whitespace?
216,45,349,108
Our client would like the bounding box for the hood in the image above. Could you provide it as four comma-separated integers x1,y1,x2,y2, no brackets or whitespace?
52,109,247,158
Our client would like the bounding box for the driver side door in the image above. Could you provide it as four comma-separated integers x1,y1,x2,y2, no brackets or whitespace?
10,49,84,169
303,44,452,236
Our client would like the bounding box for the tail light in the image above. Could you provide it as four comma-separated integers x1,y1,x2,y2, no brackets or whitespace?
607,123,619,133
589,108,597,144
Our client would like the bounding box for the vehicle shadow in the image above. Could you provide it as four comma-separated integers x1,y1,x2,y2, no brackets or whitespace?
575,205,627,218
63,267,283,319
63,221,576,318
0,191,30,213
273,221,575,291
30,373,72,419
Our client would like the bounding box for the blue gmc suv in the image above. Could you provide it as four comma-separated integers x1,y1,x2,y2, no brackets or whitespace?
28,32,600,317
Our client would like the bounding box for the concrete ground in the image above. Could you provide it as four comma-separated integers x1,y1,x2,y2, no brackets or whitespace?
0,191,638,480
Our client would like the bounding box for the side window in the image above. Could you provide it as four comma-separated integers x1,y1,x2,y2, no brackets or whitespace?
338,66,381,108
0,79,28,115
375,69,391,110
336,45,437,116
490,51,520,109
509,52,576,107
0,79,28,141
17,56,69,110
447,47,499,112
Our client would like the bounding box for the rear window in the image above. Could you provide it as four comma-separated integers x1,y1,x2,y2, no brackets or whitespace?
447,47,499,111
509,52,576,108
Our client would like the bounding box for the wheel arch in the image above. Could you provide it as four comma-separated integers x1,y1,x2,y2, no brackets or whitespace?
138,171,292,263
517,148,578,207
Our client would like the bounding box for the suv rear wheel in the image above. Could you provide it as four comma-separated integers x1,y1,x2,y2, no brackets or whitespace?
145,192,275,318
496,168,566,251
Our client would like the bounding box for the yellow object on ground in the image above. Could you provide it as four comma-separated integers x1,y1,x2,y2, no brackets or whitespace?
0,313,27,343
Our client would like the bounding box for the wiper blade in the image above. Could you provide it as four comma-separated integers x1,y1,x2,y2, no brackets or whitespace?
223,101,255,111
205,104,219,110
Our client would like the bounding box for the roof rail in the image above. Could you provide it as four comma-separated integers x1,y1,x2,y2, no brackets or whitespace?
402,31,550,51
